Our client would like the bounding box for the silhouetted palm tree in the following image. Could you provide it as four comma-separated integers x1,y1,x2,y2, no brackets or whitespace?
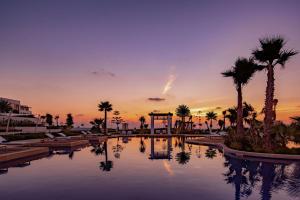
226,108,237,127
206,111,217,129
222,58,258,135
0,100,12,113
45,113,53,126
112,111,122,132
98,101,113,134
90,118,104,132
218,119,224,131
252,36,298,149
176,104,191,131
54,115,59,126
139,116,146,129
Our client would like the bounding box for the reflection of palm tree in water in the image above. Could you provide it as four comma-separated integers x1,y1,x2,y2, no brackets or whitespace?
224,156,255,200
91,144,105,156
205,147,217,159
175,137,191,165
112,138,124,159
139,137,146,153
223,156,297,200
100,141,113,171
259,162,288,200
286,162,300,198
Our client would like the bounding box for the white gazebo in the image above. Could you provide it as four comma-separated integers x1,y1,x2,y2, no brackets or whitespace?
149,112,173,135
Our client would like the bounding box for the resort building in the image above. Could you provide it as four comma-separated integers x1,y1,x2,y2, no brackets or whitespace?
0,97,32,114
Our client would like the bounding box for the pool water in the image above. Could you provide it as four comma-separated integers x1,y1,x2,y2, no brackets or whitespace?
0,137,300,200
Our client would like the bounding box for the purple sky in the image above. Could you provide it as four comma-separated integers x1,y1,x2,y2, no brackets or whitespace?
1,0,300,127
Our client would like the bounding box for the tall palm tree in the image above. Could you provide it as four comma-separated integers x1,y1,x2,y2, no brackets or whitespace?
0,100,12,113
206,111,217,129
139,116,146,129
98,101,113,134
252,36,297,149
176,104,191,131
222,58,258,135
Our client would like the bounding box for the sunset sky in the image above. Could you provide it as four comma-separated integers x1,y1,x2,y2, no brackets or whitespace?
0,0,299,127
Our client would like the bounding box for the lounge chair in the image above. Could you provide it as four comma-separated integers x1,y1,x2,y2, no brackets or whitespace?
87,131,93,134
0,136,7,143
81,131,88,135
45,133,55,139
57,132,68,137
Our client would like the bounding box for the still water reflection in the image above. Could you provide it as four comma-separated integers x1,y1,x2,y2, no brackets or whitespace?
0,137,299,200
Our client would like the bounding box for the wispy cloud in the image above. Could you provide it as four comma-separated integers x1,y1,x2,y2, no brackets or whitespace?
162,74,176,95
148,97,166,102
91,68,115,77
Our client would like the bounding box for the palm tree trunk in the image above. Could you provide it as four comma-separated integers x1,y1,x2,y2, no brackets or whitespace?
237,84,244,135
264,65,275,150
210,119,212,128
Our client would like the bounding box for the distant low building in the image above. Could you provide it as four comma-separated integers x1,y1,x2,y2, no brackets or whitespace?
0,97,32,114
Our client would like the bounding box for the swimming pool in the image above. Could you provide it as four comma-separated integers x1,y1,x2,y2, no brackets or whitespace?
0,137,299,200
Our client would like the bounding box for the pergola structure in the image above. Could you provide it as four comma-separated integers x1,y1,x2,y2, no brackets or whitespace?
149,112,173,135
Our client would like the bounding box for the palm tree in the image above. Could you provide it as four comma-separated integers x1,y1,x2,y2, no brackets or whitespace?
45,113,53,126
218,119,224,131
0,100,12,113
252,36,298,149
226,108,237,127
206,111,217,129
176,104,191,131
139,116,146,129
90,118,104,132
222,58,258,135
222,110,227,130
112,111,122,132
98,101,113,134
54,115,59,126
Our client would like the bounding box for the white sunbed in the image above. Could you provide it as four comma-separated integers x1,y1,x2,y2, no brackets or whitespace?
87,131,92,134
0,136,7,143
45,133,55,139
57,132,67,137
81,131,88,135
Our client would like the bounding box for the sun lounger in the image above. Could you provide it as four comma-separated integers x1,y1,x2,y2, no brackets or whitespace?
87,131,92,134
81,131,88,135
57,132,68,137
0,136,7,143
45,133,55,139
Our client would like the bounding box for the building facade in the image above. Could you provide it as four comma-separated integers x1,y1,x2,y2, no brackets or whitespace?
0,97,32,114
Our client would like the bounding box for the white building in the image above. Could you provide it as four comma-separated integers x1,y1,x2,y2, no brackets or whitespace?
0,97,32,114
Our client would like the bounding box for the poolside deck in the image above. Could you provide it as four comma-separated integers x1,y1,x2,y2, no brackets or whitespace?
25,139,89,148
0,145,49,163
